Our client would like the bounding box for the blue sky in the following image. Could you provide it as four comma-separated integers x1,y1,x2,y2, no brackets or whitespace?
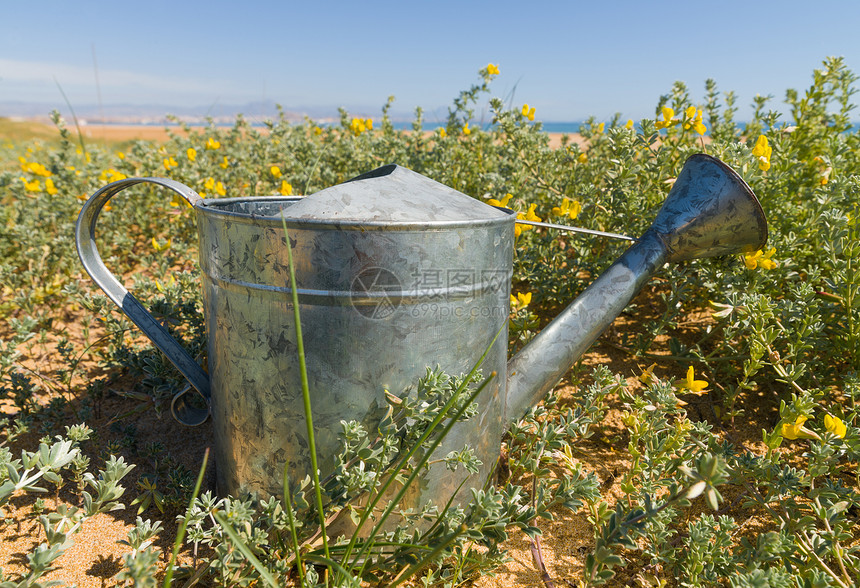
3,0,860,122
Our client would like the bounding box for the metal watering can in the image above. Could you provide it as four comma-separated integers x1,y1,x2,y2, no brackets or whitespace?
75,154,767,505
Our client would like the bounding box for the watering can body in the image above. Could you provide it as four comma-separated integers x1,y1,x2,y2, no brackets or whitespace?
76,155,767,504
77,165,515,500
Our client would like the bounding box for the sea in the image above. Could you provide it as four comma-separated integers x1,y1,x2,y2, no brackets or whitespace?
388,121,585,134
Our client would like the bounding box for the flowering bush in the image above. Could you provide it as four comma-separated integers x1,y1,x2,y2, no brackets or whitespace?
1,56,860,586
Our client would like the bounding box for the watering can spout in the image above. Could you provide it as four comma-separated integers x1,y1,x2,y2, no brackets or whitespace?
504,154,768,426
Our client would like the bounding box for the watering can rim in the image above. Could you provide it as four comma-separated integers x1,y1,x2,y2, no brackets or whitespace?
196,193,518,231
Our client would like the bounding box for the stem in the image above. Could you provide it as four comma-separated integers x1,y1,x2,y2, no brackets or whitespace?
765,343,806,395
281,457,306,587
281,218,330,565
811,480,854,586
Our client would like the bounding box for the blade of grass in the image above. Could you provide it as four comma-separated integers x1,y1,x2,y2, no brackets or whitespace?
282,456,307,587
281,215,330,563
53,77,87,157
162,447,209,588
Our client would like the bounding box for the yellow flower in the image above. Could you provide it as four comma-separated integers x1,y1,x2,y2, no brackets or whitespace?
365,118,373,130
510,291,532,310
638,363,658,386
438,127,447,138
206,137,221,150
577,152,588,164
30,161,51,176
675,366,708,394
813,156,832,185
170,194,192,208
551,198,582,220
151,236,172,252
824,414,847,438
463,123,471,136
625,119,634,130
186,147,197,162
709,300,735,318
487,193,513,208
313,126,323,136
22,161,52,177
22,178,41,192
521,104,535,121
203,177,227,197
780,416,821,440
487,63,500,76
163,157,178,170
349,117,367,135
513,202,540,237
684,107,707,135
751,135,772,171
514,213,531,237
270,165,282,178
743,247,777,270
220,156,230,169
279,181,293,196
597,122,605,134
99,168,127,183
45,178,58,195
116,151,125,159
655,107,679,130
155,276,176,293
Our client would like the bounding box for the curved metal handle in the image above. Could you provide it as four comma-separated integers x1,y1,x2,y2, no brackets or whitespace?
75,177,211,425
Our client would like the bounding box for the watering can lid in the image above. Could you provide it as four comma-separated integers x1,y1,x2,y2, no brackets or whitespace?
283,164,511,223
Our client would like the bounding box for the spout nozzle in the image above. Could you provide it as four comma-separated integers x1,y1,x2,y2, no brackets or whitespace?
649,154,767,263
514,154,766,261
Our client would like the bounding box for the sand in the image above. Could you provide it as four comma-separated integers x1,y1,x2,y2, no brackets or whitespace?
70,123,580,149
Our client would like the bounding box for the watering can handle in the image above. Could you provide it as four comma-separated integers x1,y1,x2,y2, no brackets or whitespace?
75,177,211,426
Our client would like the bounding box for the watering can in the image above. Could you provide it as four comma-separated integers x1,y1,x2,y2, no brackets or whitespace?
75,153,766,504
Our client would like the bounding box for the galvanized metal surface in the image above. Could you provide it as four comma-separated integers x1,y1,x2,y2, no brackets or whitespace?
77,166,513,504
197,175,513,499
75,154,767,509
